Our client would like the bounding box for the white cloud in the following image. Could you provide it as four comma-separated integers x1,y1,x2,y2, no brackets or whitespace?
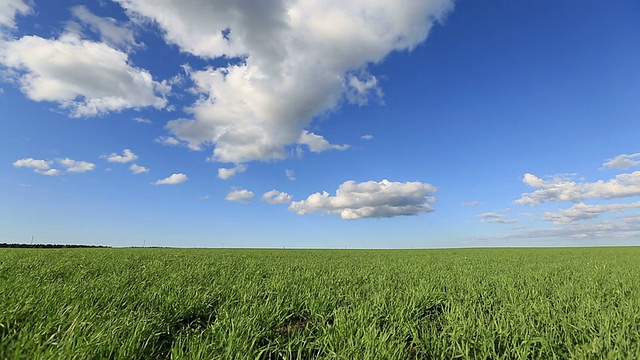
129,164,149,174
542,202,640,224
117,0,453,163
463,201,482,207
57,158,95,173
516,172,640,206
0,0,31,29
12,158,51,170
289,179,437,220
346,72,383,106
476,212,502,219
491,215,640,242
34,168,62,176
361,134,374,140
489,219,518,224
1,32,169,117
155,136,181,146
298,131,349,153
105,149,138,163
226,188,254,204
602,153,640,170
154,173,188,185
261,190,293,204
475,211,518,224
285,169,296,181
70,5,139,51
13,157,94,174
217,164,247,180
133,117,152,124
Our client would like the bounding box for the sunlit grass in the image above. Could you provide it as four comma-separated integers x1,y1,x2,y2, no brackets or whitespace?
1,247,639,358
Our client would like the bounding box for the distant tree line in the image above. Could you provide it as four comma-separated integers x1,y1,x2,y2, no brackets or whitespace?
0,243,110,248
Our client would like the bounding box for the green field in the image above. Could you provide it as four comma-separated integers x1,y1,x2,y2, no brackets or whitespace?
1,247,639,359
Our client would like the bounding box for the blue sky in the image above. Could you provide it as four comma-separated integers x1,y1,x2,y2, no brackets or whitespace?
1,0,640,248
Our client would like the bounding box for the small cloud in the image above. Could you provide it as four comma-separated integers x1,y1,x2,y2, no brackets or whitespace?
477,212,502,219
154,173,188,185
35,168,63,176
285,169,296,181
13,158,52,170
463,201,482,207
475,211,518,224
261,190,293,204
133,117,152,124
602,153,640,170
226,188,254,204
346,72,384,106
217,164,247,180
298,131,349,153
129,164,149,174
155,136,181,146
104,149,138,163
488,218,519,224
13,157,94,175
360,134,374,140
199,195,210,200
57,158,95,173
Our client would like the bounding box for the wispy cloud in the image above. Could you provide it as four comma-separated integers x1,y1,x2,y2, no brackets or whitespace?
285,169,296,181
70,5,139,51
133,117,152,124
155,136,181,146
463,201,482,207
542,202,640,224
475,211,518,224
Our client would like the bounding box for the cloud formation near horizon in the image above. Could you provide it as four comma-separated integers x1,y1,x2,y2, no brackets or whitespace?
516,172,640,205
289,179,437,220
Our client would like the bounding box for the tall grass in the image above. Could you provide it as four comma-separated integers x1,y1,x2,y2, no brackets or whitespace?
1,247,639,359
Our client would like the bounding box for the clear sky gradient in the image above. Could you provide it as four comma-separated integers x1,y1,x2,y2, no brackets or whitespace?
1,0,639,248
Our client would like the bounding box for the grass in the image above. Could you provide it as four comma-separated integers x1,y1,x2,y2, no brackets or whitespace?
1,247,639,359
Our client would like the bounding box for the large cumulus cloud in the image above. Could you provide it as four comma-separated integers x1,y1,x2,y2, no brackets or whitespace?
115,0,454,163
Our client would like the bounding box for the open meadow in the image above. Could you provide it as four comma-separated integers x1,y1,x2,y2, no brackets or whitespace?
1,247,640,359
